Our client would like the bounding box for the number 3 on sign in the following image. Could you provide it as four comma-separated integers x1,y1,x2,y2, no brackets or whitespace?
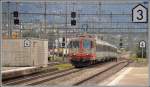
137,10,143,20
132,4,148,23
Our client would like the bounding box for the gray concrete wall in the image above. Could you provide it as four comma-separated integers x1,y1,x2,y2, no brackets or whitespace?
2,38,48,67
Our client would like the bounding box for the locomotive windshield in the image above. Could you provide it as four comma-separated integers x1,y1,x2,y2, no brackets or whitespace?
68,40,80,48
83,39,92,49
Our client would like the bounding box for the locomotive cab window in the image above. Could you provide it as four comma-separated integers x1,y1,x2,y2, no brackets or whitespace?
83,39,92,49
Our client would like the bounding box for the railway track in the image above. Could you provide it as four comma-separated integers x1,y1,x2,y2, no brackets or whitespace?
3,59,109,85
38,59,130,85
3,61,109,85
3,59,130,86
26,68,81,85
3,67,75,85
2,62,60,82
73,60,131,85
28,61,120,85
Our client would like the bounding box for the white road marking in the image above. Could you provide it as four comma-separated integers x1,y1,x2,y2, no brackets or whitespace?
107,67,133,86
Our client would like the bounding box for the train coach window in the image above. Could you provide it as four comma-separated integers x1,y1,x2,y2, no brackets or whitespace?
110,47,112,51
107,46,112,52
103,45,107,51
83,40,91,49
96,45,103,51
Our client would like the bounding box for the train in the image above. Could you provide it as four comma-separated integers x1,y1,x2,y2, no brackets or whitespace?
68,34,119,67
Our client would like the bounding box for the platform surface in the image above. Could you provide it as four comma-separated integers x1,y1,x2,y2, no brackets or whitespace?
2,62,58,73
2,67,35,73
99,66,149,86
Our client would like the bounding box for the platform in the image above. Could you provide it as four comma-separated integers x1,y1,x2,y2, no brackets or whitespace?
99,66,149,86
2,67,35,72
2,66,58,80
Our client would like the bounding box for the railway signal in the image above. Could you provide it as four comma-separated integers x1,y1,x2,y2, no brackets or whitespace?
62,37,65,48
71,12,76,18
13,11,20,25
120,38,123,41
71,20,76,26
119,43,123,48
14,19,19,25
71,12,76,26
13,11,19,17
119,38,123,48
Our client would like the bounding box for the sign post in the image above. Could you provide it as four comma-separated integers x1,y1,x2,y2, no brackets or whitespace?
139,40,146,58
132,4,147,60
132,4,148,23
24,39,31,47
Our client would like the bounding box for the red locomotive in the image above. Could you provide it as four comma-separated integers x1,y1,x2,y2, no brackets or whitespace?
68,34,118,67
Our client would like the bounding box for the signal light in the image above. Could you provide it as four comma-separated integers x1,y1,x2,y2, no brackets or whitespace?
120,38,123,41
13,11,18,17
62,43,65,47
14,19,19,25
71,20,76,26
63,37,65,42
119,43,123,48
71,12,76,18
